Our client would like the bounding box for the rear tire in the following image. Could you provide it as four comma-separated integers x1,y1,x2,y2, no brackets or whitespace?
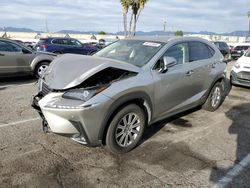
202,82,223,112
53,51,62,54
105,104,146,154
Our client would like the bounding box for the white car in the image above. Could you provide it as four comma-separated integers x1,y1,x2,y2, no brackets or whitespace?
231,48,250,87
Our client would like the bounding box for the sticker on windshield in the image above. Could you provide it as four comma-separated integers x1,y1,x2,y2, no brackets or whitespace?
143,42,161,47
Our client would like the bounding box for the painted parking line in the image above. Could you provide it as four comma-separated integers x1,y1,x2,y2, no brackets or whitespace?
0,117,40,128
0,82,36,88
212,154,250,188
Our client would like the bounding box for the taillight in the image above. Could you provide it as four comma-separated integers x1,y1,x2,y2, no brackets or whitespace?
231,48,236,53
41,44,48,49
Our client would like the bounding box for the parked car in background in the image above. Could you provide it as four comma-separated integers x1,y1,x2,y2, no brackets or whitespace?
32,36,227,154
231,47,250,87
231,44,250,59
24,41,37,49
214,41,230,60
36,37,99,55
0,38,56,78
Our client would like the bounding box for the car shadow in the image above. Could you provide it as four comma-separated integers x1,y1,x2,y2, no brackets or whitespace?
141,106,201,145
0,75,36,87
209,103,250,187
141,79,231,145
232,84,250,90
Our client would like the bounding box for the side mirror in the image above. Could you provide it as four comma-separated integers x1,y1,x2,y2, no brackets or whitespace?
158,56,177,73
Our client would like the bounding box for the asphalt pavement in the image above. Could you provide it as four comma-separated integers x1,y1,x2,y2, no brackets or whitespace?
0,61,250,188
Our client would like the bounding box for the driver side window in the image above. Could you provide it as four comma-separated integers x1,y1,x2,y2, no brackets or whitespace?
0,41,22,52
164,43,189,64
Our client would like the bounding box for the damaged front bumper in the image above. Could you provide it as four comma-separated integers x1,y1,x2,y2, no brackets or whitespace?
31,90,113,147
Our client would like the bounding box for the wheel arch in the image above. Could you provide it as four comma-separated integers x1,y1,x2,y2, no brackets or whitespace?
205,73,227,100
98,92,153,145
31,59,52,72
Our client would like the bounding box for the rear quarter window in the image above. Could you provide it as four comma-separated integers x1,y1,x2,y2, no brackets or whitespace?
37,39,47,45
188,41,214,62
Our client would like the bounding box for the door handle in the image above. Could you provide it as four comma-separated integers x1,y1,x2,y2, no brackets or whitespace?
186,70,194,76
0,53,5,56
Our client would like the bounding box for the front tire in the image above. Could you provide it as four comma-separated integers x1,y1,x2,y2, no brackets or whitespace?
202,82,223,112
105,104,146,154
35,62,50,78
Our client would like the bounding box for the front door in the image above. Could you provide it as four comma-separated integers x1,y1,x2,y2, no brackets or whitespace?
0,41,32,75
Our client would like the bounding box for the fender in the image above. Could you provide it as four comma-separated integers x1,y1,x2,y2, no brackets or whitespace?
98,91,153,143
30,55,55,71
203,72,227,100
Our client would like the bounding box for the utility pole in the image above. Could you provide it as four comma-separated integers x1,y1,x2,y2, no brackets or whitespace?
248,11,250,37
45,19,49,33
163,19,167,32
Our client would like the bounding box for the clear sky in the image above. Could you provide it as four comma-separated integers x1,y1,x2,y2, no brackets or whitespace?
1,0,249,33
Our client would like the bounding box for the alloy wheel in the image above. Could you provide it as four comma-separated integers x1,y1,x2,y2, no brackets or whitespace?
211,86,221,108
37,65,49,78
115,113,141,147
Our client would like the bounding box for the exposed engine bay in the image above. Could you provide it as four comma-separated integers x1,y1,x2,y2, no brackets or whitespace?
70,67,137,89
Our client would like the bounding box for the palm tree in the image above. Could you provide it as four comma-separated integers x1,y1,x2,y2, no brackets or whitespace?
120,0,131,37
132,0,148,36
120,0,148,37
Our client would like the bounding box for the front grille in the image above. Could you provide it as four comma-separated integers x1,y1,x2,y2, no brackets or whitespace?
41,82,51,95
237,71,250,81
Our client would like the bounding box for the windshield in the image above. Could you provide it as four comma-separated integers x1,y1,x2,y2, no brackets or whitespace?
94,40,164,67
245,48,250,57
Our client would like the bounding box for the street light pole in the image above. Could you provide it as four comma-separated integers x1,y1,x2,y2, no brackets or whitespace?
248,11,250,37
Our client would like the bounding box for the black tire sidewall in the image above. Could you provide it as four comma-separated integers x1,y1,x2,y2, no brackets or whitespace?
106,104,146,154
53,51,62,54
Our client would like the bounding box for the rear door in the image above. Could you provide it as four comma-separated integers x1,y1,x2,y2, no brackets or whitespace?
67,39,87,54
51,39,70,53
188,41,215,94
0,41,33,75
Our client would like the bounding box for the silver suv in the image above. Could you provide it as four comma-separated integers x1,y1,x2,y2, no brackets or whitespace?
32,36,227,154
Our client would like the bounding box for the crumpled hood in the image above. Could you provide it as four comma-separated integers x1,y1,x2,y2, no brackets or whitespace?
44,54,141,90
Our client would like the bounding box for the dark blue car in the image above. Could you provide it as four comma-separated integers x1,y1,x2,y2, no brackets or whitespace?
36,37,99,55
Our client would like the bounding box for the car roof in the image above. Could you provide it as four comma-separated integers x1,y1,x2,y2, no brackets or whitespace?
235,44,250,47
214,41,227,43
0,38,24,44
40,37,73,40
0,38,33,50
125,36,210,43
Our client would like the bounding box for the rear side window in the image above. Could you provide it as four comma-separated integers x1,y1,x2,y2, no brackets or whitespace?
235,46,250,50
52,39,68,45
243,46,250,50
67,39,82,46
188,41,214,62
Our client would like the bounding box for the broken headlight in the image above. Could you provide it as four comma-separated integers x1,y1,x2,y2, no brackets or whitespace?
62,85,109,101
